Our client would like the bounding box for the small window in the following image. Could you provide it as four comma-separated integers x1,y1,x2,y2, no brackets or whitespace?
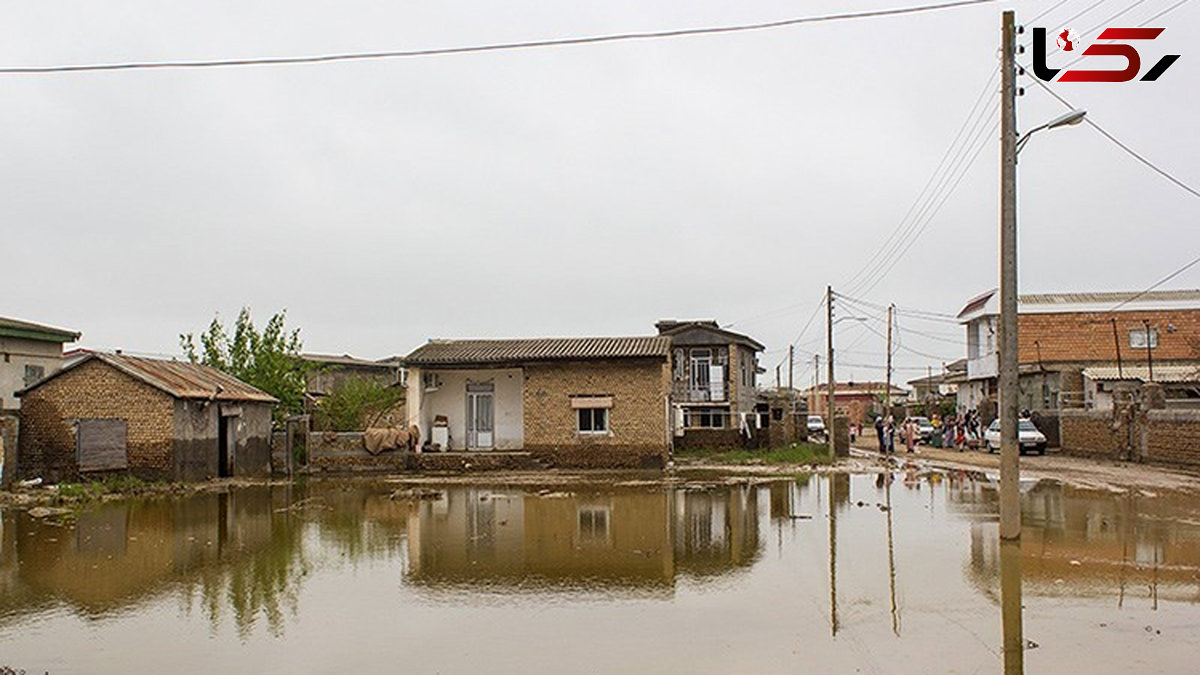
1129,328,1158,349
577,505,611,545
577,408,609,434
23,364,45,387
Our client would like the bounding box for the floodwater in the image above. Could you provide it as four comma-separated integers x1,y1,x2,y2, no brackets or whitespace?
1,471,1198,674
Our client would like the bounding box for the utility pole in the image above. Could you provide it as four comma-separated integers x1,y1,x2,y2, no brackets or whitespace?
788,345,795,392
1143,319,1154,381
776,365,781,390
885,304,894,412
998,9,1021,545
1112,318,1124,379
827,286,836,458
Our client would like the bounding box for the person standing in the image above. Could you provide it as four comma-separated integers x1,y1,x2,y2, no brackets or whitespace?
905,418,916,453
875,416,886,455
884,415,896,454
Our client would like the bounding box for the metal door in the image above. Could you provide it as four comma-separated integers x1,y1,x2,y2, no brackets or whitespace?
466,383,495,450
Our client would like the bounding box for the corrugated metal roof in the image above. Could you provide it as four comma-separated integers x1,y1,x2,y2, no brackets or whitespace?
1022,289,1200,305
402,336,671,366
1082,365,1200,383
0,315,81,342
20,352,278,402
301,353,397,369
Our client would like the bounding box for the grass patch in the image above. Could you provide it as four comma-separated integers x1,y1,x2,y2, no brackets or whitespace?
54,475,152,502
676,442,833,466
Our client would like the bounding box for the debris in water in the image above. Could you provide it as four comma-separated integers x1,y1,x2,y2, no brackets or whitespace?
27,506,71,518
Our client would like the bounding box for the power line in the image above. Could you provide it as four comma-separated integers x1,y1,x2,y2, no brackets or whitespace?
0,0,1001,75
1103,254,1200,313
851,108,999,297
840,64,999,293
1023,75,1200,200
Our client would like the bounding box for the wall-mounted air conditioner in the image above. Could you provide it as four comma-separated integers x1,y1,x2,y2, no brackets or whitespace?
423,372,442,392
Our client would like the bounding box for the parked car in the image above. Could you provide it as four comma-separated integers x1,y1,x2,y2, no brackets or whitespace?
907,416,934,442
983,418,1047,455
807,415,826,437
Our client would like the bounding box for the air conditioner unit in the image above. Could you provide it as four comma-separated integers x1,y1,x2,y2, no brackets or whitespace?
422,372,442,392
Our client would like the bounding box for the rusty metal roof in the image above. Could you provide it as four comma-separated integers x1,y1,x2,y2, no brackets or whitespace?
19,352,277,403
402,336,671,367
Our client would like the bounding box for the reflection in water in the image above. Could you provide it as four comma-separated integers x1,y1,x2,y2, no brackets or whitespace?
1,474,1199,674
1000,538,1024,675
405,485,762,592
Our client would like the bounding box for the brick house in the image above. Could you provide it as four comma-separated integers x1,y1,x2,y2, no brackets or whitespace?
17,353,276,483
402,336,671,468
1,316,81,412
957,289,1200,412
803,381,908,427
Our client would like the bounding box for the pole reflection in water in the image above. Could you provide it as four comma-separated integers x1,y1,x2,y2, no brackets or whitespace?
884,472,900,637
1000,538,1024,675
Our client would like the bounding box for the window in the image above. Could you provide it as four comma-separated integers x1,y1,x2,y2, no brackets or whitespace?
1129,328,1158,349
673,349,685,381
577,408,609,434
577,505,612,545
23,364,45,387
684,407,726,428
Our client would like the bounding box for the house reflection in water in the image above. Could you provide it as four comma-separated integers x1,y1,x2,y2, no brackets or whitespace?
949,479,1200,605
0,486,306,636
405,484,764,590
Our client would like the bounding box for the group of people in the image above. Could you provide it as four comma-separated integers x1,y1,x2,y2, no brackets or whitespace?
873,414,921,454
932,409,982,450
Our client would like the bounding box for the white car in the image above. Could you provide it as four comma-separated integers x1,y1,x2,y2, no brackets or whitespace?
807,415,826,436
984,419,1047,455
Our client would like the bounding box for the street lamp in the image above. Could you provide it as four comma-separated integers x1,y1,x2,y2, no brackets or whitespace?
1015,109,1086,154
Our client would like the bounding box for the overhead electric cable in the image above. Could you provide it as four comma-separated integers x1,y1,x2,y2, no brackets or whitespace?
0,0,1001,75
1024,76,1200,200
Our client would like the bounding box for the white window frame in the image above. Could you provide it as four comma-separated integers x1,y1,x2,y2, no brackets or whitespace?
1129,328,1158,349
577,407,609,434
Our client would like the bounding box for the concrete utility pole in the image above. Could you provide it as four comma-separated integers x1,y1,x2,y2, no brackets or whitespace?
827,286,836,458
998,16,1024,675
789,345,795,392
998,9,1022,545
885,304,894,412
1143,319,1154,381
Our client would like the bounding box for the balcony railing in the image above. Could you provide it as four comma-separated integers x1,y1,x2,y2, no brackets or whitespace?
672,381,728,403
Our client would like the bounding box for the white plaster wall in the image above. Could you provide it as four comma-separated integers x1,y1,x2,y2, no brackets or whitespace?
0,338,66,410
412,368,523,450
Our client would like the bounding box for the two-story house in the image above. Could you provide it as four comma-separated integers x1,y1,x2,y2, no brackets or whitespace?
957,289,1200,412
1,316,81,412
655,320,764,433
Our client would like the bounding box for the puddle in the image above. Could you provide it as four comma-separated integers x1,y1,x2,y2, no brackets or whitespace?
0,472,1197,673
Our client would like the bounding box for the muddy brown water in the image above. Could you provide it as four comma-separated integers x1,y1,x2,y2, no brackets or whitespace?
1,472,1197,674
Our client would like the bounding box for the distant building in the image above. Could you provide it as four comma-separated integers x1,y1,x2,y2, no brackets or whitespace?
17,353,276,482
803,381,908,426
300,353,402,398
957,289,1200,411
0,316,80,411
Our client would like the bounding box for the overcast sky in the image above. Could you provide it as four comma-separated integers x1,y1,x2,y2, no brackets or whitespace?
3,0,1197,386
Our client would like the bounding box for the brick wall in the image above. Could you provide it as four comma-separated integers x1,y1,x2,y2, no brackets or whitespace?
523,359,669,467
1059,409,1129,459
19,359,175,481
1019,309,1200,365
1144,410,1200,467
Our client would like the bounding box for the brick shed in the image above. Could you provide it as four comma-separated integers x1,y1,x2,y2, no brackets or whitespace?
17,353,276,483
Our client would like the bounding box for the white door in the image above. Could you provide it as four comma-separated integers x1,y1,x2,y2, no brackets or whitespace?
466,384,495,450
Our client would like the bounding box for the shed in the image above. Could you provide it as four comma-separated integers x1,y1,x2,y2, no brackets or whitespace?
17,353,277,482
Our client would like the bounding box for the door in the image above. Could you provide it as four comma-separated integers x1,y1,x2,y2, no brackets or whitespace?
218,415,236,477
466,383,495,450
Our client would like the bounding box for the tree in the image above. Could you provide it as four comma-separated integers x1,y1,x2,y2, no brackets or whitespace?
314,376,405,431
181,308,307,424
